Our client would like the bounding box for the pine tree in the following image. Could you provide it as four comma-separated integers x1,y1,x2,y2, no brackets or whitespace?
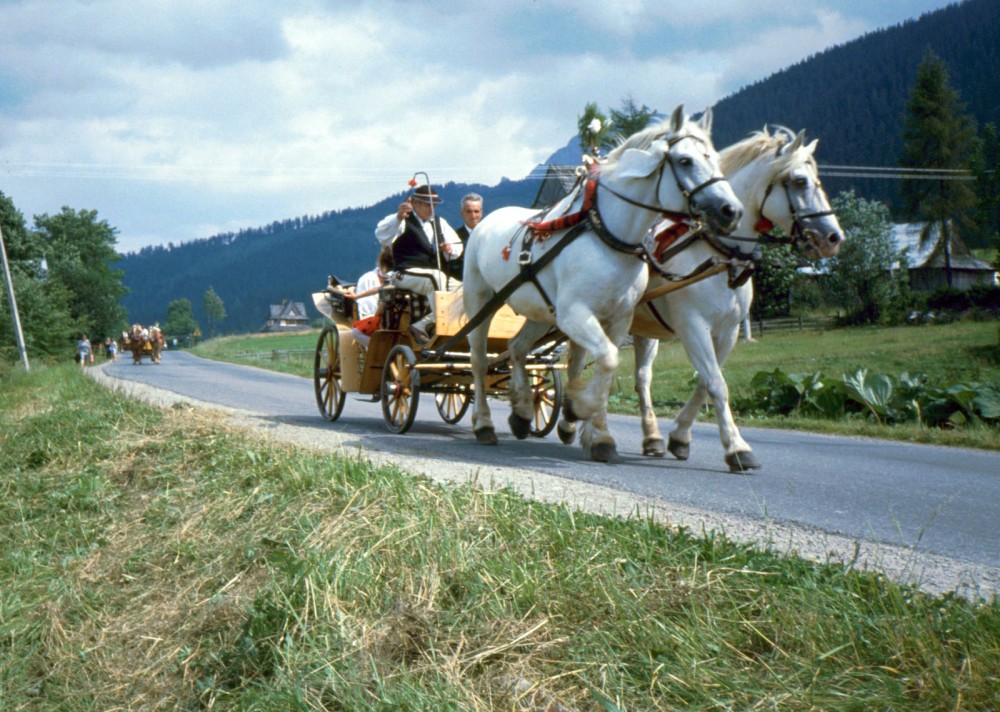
203,286,227,338
899,50,980,287
970,123,1000,253
608,96,657,140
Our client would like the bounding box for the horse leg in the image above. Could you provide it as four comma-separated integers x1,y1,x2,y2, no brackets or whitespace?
672,323,758,472
710,325,758,472
560,306,621,462
506,321,554,439
633,335,665,457
577,316,631,462
556,341,588,445
464,273,498,445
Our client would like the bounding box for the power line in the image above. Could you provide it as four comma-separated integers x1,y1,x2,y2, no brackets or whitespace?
818,164,976,180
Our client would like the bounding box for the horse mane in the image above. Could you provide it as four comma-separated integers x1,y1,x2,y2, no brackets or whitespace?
603,114,709,168
719,126,816,179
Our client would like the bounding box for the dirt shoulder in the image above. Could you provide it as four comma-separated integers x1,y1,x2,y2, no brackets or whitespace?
89,364,999,601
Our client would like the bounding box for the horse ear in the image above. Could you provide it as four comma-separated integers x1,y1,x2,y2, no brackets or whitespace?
670,105,685,133
698,107,714,134
804,138,819,157
616,141,667,180
790,130,806,152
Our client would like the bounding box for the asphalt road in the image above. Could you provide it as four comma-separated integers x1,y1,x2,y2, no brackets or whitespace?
99,349,1000,595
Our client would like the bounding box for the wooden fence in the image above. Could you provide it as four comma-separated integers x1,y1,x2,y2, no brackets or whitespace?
233,349,314,362
752,315,835,336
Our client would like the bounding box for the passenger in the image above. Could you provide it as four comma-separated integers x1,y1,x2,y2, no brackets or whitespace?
344,247,394,348
445,192,483,281
374,183,463,345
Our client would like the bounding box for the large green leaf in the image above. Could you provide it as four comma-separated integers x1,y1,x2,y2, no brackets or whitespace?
841,368,896,421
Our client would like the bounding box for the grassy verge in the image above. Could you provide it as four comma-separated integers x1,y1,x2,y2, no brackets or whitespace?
194,321,1000,450
2,364,999,709
190,330,321,377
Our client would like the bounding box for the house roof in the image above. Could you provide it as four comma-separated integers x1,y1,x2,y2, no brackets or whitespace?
268,299,308,319
892,222,994,271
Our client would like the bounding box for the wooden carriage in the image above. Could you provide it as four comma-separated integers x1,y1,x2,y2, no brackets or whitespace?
311,279,564,435
119,325,165,365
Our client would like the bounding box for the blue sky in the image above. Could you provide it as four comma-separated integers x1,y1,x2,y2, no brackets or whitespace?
0,0,959,253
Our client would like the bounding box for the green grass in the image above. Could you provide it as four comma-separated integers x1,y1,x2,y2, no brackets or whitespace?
191,330,321,377
2,364,998,709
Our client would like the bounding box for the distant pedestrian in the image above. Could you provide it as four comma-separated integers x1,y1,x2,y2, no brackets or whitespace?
107,337,118,361
76,334,91,368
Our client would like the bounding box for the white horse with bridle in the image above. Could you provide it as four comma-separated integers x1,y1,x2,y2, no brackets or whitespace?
626,127,844,472
462,106,744,461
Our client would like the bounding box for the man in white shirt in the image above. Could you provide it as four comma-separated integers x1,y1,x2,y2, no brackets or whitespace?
374,184,463,344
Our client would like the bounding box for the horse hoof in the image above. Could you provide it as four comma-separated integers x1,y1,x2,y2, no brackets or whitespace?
474,428,498,446
726,451,761,472
667,437,690,461
562,399,580,423
557,421,576,445
590,442,617,463
643,438,666,457
508,413,532,440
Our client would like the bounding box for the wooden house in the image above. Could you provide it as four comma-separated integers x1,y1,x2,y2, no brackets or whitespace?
261,299,311,332
892,223,998,291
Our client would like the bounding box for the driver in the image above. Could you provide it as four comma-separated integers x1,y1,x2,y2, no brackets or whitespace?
374,184,463,345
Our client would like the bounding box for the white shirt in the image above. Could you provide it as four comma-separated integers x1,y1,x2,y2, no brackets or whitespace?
374,212,463,259
354,269,382,319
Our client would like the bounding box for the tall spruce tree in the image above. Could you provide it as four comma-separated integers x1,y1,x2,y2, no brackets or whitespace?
970,123,1000,253
899,50,979,287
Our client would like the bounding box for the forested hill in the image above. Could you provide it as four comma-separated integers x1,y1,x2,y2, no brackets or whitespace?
710,0,998,203
119,0,998,334
120,179,541,333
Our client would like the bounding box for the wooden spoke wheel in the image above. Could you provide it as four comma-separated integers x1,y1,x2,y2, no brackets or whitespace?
314,326,346,422
529,365,562,437
381,344,420,434
435,389,471,424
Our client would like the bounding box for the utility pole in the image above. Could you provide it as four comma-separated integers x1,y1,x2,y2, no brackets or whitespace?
0,223,30,371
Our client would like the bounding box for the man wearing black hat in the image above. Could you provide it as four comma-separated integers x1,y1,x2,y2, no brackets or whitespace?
374,184,463,344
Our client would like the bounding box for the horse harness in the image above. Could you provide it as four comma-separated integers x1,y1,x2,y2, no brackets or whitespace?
509,134,729,311
427,135,718,360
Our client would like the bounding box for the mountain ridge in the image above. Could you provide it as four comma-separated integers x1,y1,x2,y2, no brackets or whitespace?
119,0,998,333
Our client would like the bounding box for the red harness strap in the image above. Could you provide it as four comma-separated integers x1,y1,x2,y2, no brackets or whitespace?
652,221,693,263
523,164,599,238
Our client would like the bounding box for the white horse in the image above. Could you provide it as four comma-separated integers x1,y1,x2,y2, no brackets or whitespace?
462,106,744,461
626,127,844,472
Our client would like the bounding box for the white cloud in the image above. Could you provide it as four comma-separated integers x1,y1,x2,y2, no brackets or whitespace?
0,0,957,252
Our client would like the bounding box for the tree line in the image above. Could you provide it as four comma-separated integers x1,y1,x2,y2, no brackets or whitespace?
577,48,998,325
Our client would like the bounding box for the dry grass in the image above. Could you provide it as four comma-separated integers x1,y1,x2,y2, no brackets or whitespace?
3,364,999,710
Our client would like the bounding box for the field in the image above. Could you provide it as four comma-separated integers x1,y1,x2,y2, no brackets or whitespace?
2,365,999,709
192,320,1000,450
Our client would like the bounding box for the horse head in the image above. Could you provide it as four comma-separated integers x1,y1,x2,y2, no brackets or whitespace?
605,105,743,239
722,127,844,260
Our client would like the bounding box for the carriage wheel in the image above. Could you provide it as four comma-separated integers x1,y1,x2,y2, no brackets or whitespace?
435,389,471,424
314,326,346,422
382,344,420,434
529,365,562,437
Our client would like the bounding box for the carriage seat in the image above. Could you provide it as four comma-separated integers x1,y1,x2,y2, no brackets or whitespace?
377,284,429,332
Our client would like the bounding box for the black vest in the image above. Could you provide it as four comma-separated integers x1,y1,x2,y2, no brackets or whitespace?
392,215,443,271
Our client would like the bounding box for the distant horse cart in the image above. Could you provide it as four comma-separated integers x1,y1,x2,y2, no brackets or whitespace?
119,324,165,364
312,279,564,436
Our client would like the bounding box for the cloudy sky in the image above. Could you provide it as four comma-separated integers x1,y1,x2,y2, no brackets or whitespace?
0,0,956,253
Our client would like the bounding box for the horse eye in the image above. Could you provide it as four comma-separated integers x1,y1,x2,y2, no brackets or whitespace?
794,176,808,189
678,156,693,168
